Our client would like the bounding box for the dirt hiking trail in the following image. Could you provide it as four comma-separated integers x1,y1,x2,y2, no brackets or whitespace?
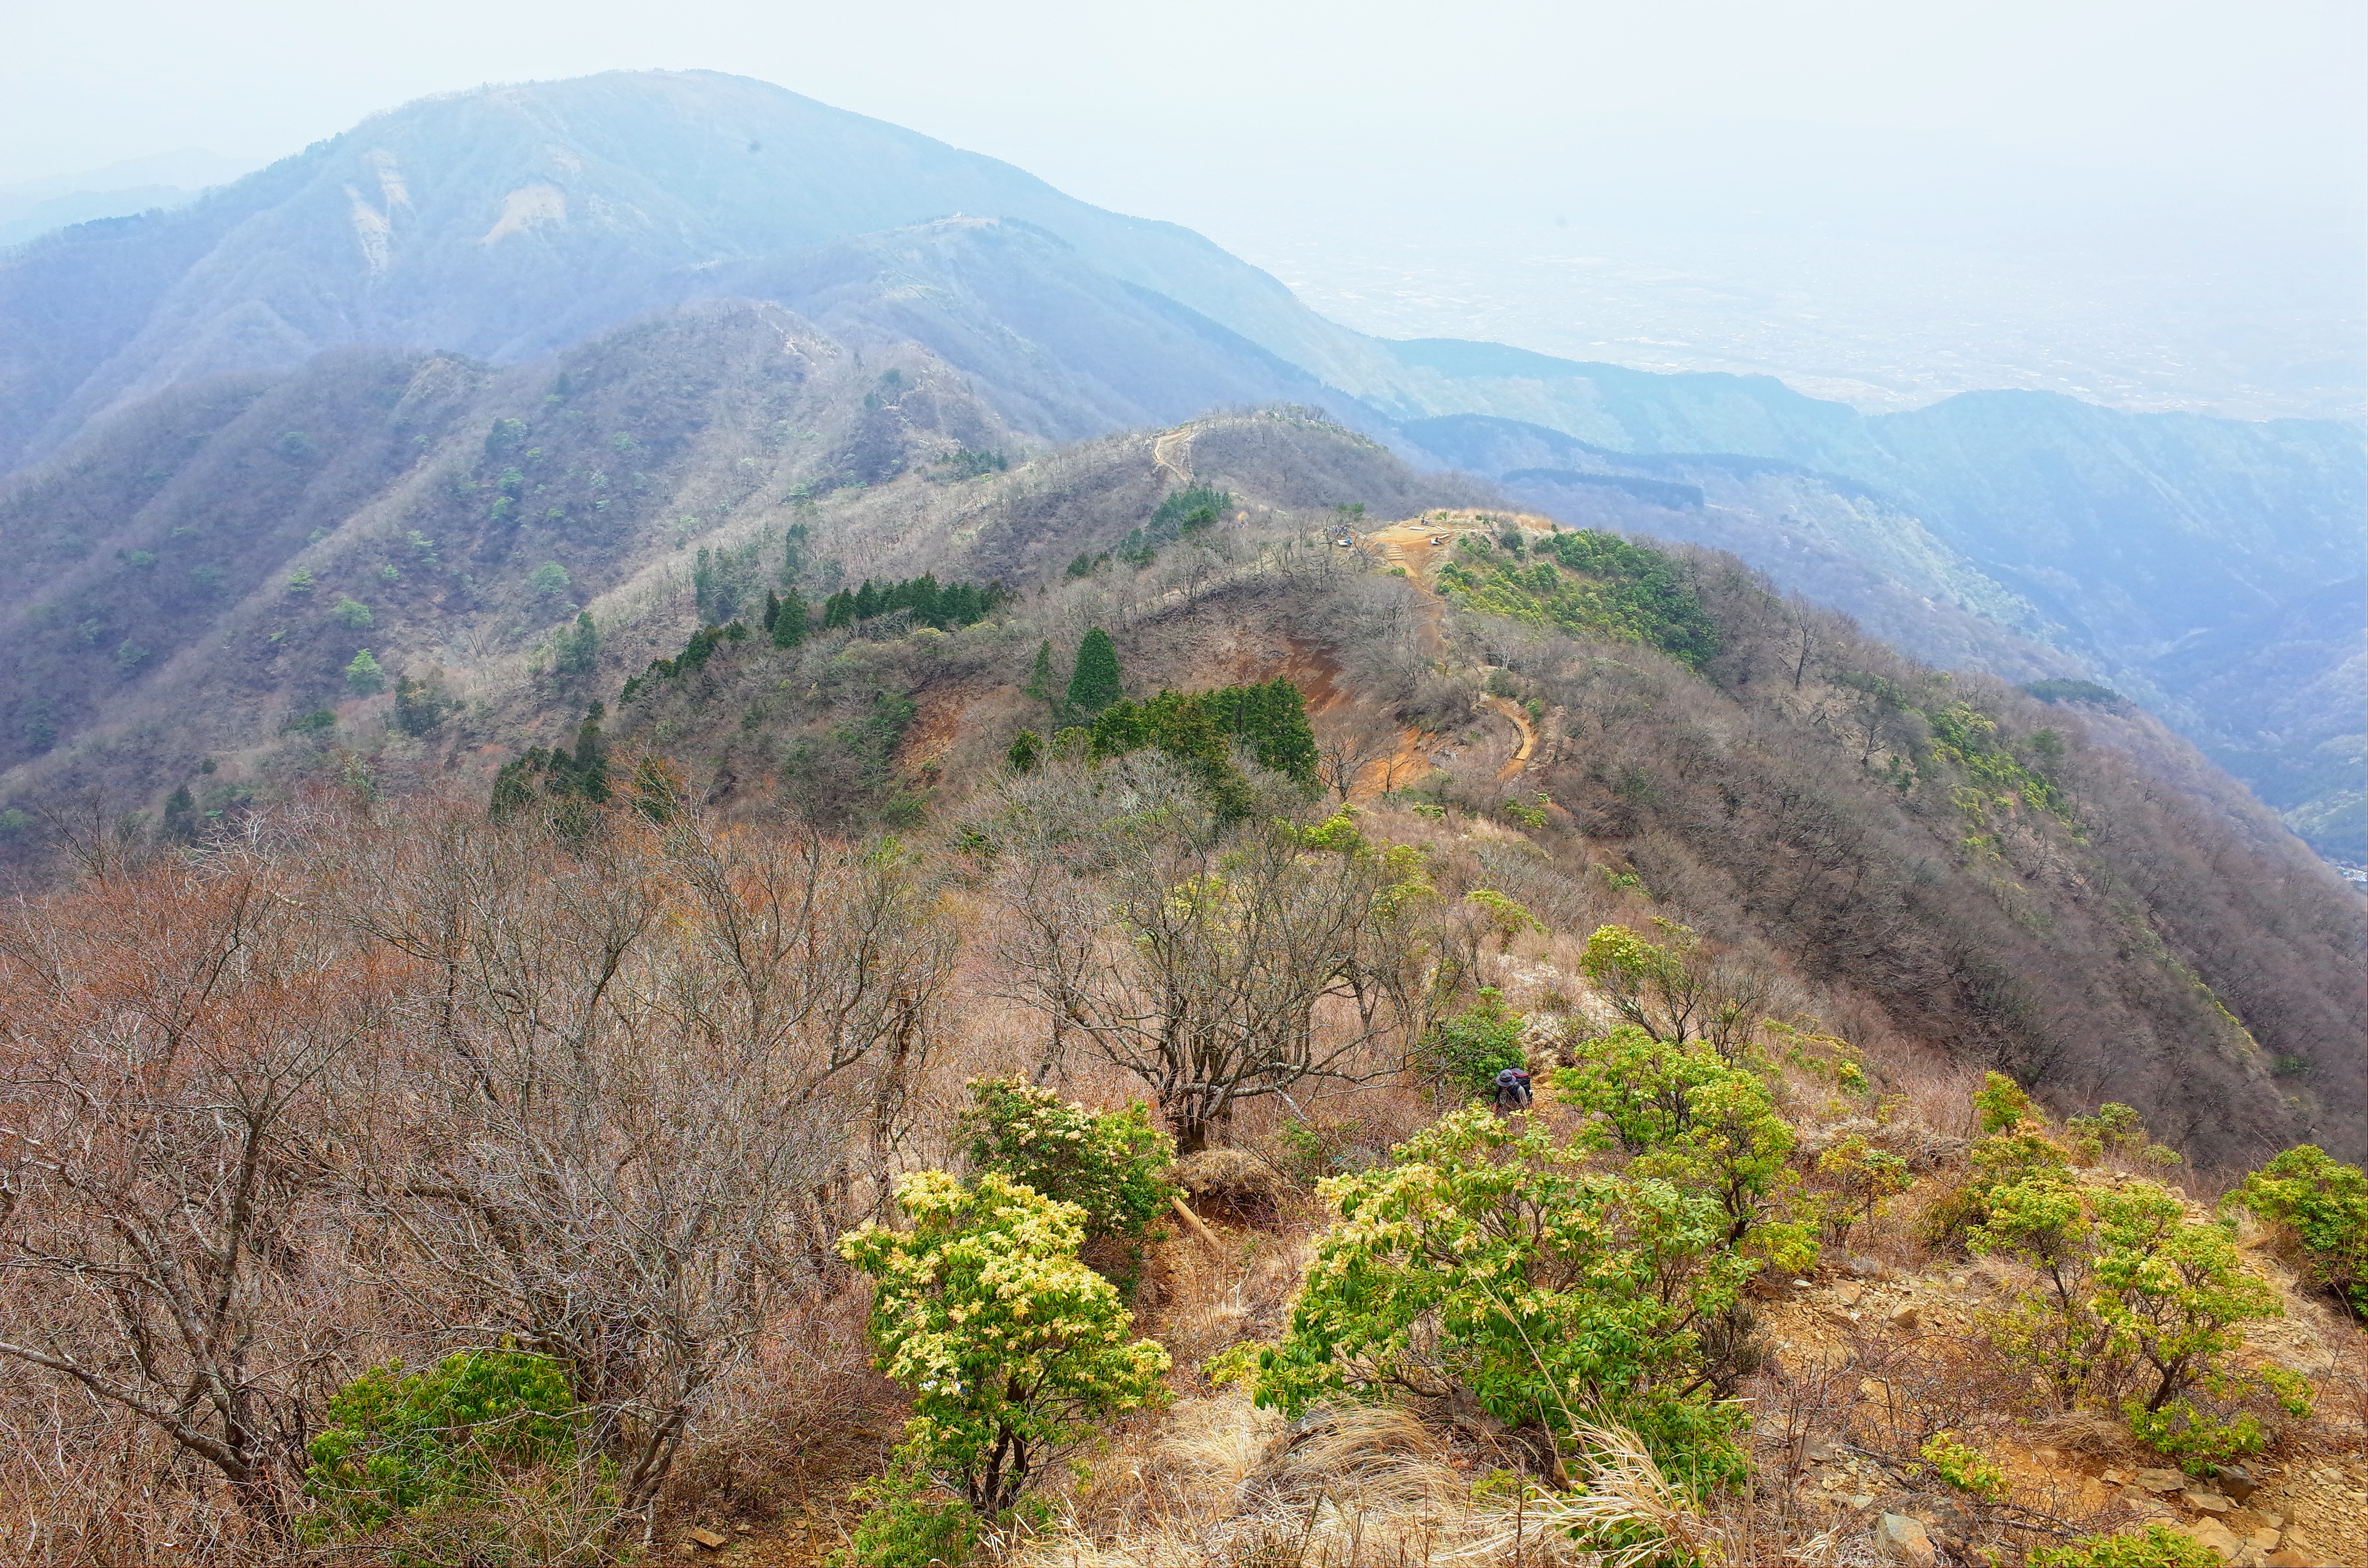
1360,512,1549,783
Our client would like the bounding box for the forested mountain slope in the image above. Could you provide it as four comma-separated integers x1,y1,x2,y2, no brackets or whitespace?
0,70,1397,475
1403,405,2367,859
6,70,2354,860
4,354,2355,1173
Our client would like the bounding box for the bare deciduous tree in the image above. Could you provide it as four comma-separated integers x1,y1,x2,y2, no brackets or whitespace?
995,769,1434,1150
330,803,950,1536
0,861,392,1544
1315,712,1405,801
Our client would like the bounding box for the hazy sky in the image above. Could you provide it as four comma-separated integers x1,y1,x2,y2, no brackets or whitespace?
6,0,2362,414
7,0,2359,205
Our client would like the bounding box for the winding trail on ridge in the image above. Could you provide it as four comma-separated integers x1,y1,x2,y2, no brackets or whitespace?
1151,427,1196,486
1360,514,1542,783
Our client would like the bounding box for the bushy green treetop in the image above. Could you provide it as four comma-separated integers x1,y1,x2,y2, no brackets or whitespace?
956,1078,1175,1244
839,1172,1170,1521
1066,628,1123,715
1244,1106,1755,1487
2233,1144,2368,1315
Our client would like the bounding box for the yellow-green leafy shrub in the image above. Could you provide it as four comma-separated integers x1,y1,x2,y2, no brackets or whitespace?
1554,1025,1814,1271
2233,1143,2368,1315
1916,1431,2006,1501
2026,1523,2220,1568
1971,1168,2302,1470
956,1077,1175,1244
1245,1107,1757,1487
839,1171,1170,1549
1809,1134,1914,1246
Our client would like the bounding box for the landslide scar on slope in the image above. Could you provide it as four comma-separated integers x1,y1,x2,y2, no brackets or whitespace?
482,184,568,244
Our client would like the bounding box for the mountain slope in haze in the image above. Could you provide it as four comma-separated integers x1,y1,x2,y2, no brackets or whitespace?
0,151,255,249
0,70,1403,474
0,69,2357,858
1402,402,2367,858
709,217,1367,442
0,300,1036,799
0,322,2356,1168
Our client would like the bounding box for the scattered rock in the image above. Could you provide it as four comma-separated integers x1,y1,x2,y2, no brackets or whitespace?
2178,1518,2241,1562
1874,1511,1936,1566
686,1527,729,1550
2101,1468,2132,1486
2135,1468,2189,1494
2218,1464,2259,1503
1835,1282,1866,1305
1848,1493,1875,1510
734,1523,754,1535
2184,1490,2234,1514
2246,1528,2281,1551
1887,1302,1921,1330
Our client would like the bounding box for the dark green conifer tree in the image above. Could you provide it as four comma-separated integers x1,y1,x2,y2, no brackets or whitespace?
1006,729,1041,773
772,589,807,648
161,785,198,843
554,612,600,675
1066,627,1122,715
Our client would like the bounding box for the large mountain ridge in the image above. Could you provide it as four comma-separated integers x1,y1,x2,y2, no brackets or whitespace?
0,68,2359,858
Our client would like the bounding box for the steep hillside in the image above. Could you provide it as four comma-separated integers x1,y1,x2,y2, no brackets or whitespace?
1401,412,2077,677
0,70,1399,473
0,301,1024,802
3,71,2355,867
1402,405,2367,859
710,218,1364,441
29,384,2357,1171
500,467,2368,1167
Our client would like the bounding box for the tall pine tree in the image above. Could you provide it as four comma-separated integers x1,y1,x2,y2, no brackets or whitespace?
772,589,807,648
1066,627,1122,716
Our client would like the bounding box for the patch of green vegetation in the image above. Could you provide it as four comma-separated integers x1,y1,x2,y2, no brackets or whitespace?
1084,677,1320,816
1434,530,1719,668
301,1348,604,1560
2023,678,2125,706
1103,485,1235,569
819,574,1012,633
938,447,1009,480
1150,485,1230,536
1927,700,2065,816
620,620,752,700
1420,987,1529,1095
2234,1144,2368,1315
491,706,611,829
